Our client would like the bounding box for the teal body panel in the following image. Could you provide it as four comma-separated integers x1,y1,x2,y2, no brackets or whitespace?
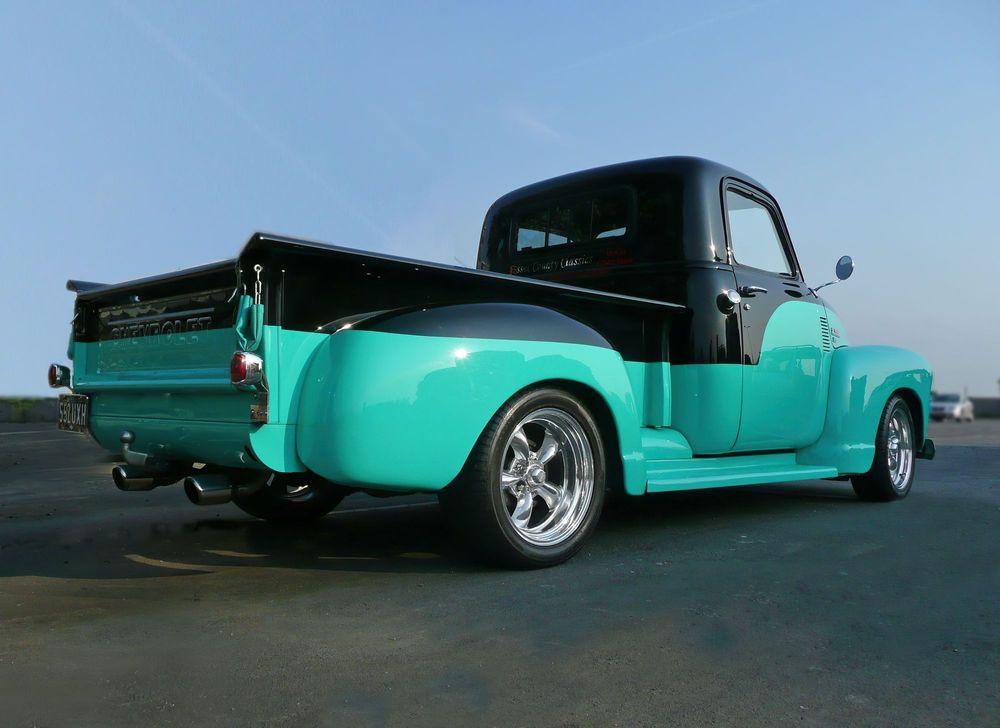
640,427,692,460
735,300,830,451
73,327,238,392
823,307,851,348
623,361,671,427
669,364,742,453
72,324,327,473
797,345,932,474
247,327,328,471
73,327,253,465
295,329,648,493
88,416,258,468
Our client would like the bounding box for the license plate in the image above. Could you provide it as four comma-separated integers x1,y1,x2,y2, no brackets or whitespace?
58,393,90,433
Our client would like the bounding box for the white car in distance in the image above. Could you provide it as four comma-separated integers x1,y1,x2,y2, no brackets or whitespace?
930,393,975,422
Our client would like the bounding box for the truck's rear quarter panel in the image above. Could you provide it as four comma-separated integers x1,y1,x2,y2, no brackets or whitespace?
295,328,645,492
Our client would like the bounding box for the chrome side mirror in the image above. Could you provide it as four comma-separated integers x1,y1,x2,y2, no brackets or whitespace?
835,255,854,281
812,255,854,293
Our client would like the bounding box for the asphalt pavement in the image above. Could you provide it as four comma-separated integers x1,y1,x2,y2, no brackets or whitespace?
1,420,997,726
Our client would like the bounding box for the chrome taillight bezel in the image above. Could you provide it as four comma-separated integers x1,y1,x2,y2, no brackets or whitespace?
48,363,71,389
230,352,264,388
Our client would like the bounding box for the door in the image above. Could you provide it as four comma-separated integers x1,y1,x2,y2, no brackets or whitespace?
724,183,829,452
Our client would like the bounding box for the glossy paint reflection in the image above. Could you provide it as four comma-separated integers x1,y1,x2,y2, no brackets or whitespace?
295,330,647,493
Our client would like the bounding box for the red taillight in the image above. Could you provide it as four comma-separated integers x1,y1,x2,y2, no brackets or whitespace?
230,353,247,383
230,352,263,387
48,363,70,389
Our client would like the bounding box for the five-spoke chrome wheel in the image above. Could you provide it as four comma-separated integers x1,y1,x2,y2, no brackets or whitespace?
499,407,595,547
886,409,913,491
439,387,606,568
852,394,917,502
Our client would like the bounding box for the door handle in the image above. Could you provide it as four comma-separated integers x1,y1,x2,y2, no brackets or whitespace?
739,285,768,297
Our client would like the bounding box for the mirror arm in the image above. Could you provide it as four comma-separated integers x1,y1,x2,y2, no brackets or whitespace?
810,280,838,294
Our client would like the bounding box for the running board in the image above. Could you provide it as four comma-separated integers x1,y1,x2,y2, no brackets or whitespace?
645,452,839,493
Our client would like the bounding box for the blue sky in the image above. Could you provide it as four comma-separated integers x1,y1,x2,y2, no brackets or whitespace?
1,0,998,396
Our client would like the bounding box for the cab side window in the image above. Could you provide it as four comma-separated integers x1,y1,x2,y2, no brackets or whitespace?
725,189,792,275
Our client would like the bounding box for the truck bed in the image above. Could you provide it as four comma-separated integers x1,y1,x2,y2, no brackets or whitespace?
72,232,686,360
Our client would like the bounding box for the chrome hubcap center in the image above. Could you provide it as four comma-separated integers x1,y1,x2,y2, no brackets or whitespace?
526,464,546,486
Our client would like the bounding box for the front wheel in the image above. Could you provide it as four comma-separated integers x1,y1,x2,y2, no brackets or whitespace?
851,395,916,502
440,388,606,569
232,473,350,522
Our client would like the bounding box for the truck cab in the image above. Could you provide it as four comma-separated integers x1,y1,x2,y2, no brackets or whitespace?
480,156,859,455
54,156,934,568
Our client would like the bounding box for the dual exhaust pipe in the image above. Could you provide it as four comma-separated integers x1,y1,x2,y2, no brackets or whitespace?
112,466,259,506
183,473,236,506
111,429,261,504
112,464,171,492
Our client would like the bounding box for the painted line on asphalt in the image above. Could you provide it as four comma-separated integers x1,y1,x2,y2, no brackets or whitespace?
204,549,269,559
125,553,215,572
334,501,438,515
0,430,58,436
0,438,71,447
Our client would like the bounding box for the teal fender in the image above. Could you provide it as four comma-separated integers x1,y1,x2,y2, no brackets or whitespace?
797,345,932,474
295,329,647,493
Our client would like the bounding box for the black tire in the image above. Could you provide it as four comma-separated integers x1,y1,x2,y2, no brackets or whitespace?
851,395,916,502
232,472,350,522
439,387,606,569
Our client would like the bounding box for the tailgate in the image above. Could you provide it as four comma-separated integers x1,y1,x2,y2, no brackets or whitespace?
70,260,252,423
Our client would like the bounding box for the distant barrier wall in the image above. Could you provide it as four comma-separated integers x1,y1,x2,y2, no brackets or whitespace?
0,398,59,423
971,397,1000,418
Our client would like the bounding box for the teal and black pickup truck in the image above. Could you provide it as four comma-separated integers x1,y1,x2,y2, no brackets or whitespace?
51,157,934,568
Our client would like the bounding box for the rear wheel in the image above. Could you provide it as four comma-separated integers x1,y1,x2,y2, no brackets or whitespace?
440,388,606,569
851,395,916,501
232,472,350,522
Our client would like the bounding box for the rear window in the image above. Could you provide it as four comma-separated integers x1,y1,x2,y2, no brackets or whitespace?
514,190,630,253
478,174,684,285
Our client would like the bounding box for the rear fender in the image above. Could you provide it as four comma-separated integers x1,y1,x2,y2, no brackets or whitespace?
797,345,932,474
295,304,644,492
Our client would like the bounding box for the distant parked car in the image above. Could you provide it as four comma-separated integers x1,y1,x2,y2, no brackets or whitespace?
930,393,974,422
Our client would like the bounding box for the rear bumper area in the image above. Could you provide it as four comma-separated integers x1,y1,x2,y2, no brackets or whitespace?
89,416,306,473
90,415,260,469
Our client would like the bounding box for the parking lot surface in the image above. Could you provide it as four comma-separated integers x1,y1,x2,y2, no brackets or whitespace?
1,420,997,726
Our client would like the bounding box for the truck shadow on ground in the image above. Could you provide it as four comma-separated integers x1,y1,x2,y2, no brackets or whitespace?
1,480,864,581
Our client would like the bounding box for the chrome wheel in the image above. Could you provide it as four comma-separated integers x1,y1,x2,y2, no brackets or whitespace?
886,410,913,491
499,407,595,547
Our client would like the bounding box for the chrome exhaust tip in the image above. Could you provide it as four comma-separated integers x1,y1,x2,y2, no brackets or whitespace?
183,474,233,506
112,464,158,492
